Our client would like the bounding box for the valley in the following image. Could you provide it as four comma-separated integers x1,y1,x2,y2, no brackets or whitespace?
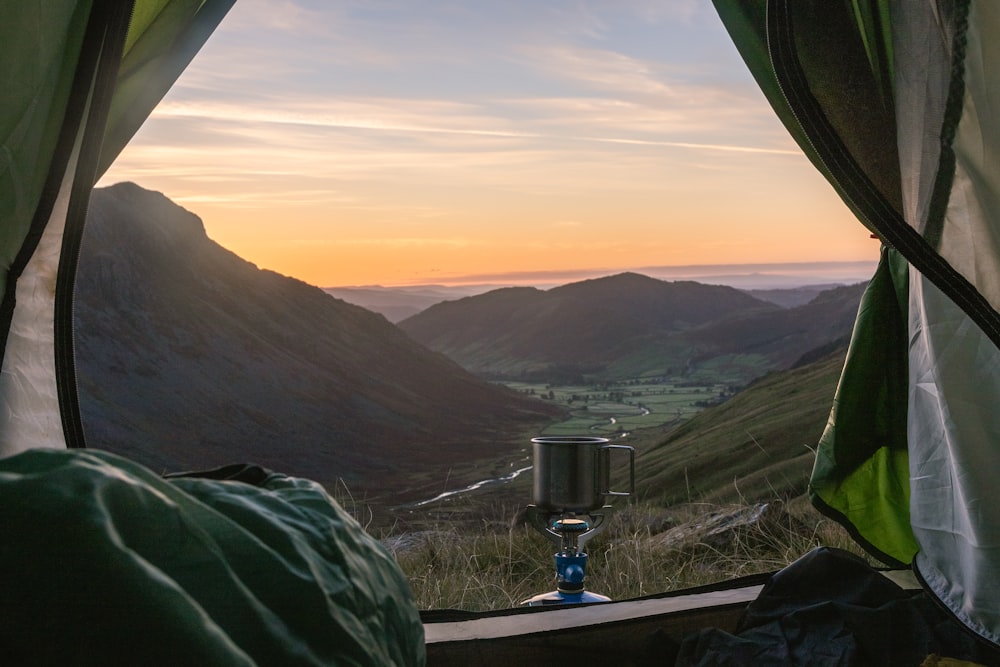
76,182,866,526
505,376,737,437
386,344,848,535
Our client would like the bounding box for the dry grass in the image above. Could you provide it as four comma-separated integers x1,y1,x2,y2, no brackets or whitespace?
381,496,871,611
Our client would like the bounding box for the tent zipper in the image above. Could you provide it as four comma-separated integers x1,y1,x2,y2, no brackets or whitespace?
54,0,138,449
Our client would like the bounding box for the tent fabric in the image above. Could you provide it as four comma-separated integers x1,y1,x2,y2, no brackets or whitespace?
0,0,233,456
713,0,1000,344
1,1,128,455
714,0,1000,646
809,247,915,566
0,152,80,456
712,0,903,238
0,3,88,301
0,448,425,665
909,271,1000,646
712,0,919,567
895,1,1000,645
0,2,112,457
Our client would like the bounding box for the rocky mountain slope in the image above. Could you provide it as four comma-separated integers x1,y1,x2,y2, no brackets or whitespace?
74,183,560,501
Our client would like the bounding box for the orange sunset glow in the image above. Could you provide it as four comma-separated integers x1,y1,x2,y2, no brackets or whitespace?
99,1,878,288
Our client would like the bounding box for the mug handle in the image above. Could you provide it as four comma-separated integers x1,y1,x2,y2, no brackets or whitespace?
599,444,635,498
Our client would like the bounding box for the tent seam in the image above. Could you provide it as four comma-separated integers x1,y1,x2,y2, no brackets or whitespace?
765,0,1000,351
923,0,971,250
55,0,138,449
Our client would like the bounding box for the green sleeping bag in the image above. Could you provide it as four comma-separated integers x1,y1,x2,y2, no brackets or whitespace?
0,448,424,666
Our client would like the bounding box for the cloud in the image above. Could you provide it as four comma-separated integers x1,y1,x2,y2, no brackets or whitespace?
608,0,699,24
575,136,798,155
491,97,791,152
173,189,358,207
131,0,791,185
142,91,795,161
521,44,677,98
212,0,352,40
508,48,777,132
395,259,879,288
150,97,531,140
285,236,475,248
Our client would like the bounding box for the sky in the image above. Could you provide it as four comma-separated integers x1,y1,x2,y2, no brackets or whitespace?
99,0,880,288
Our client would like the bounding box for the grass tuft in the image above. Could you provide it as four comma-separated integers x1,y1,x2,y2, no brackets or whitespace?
382,497,871,611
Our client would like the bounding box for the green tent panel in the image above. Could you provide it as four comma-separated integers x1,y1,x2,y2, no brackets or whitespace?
715,0,1000,646
0,3,89,299
810,247,916,567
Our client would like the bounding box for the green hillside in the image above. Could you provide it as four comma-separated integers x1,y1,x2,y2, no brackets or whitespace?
630,347,847,506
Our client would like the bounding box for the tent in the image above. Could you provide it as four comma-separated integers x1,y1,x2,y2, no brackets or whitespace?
712,0,1000,648
1,2,424,664
5,0,1000,664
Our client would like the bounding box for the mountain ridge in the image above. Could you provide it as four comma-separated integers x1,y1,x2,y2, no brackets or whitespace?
399,271,861,382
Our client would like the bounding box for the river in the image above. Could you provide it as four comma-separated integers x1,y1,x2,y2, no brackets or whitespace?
407,463,534,508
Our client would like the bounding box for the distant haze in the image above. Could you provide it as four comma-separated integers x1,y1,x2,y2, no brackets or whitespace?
338,260,877,291
327,262,872,323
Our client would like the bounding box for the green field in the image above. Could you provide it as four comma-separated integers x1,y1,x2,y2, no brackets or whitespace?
504,376,739,436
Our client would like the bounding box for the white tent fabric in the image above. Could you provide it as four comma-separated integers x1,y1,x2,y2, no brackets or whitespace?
909,271,1000,645
897,0,1000,643
0,148,79,458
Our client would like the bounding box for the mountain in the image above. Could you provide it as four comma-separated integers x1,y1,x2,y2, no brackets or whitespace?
398,273,778,379
74,183,560,501
645,281,865,372
398,272,861,382
327,282,852,324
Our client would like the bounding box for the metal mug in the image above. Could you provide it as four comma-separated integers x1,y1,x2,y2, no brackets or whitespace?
531,436,635,513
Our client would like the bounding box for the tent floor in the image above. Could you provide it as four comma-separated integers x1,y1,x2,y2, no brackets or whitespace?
422,574,767,666
421,548,1000,666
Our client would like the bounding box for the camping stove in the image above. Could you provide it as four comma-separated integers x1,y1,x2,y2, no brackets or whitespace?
522,436,634,606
